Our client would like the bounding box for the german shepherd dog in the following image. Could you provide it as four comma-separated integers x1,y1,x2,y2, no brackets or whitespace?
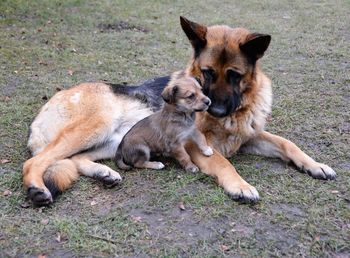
23,17,336,206
115,76,213,172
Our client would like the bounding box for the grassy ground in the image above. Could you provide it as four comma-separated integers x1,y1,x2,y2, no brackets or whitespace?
0,0,349,257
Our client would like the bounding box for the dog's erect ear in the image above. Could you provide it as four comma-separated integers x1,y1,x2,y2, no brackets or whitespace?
240,33,271,62
180,16,207,57
162,85,178,104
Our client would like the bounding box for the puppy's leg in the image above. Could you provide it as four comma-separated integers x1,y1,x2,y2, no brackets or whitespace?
71,142,122,187
191,130,213,156
240,131,336,180
186,141,260,202
129,146,165,170
172,144,199,173
134,161,165,170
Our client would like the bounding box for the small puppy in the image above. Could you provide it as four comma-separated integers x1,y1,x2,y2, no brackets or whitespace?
115,76,213,172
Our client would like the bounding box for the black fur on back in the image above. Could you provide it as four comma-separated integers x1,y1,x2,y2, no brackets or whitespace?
107,76,171,111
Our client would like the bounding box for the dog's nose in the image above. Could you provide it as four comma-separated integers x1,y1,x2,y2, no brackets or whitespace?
204,98,211,106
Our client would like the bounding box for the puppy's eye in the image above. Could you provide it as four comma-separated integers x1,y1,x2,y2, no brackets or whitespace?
187,93,195,100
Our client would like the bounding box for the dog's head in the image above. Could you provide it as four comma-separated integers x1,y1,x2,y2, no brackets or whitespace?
180,16,271,118
161,76,211,112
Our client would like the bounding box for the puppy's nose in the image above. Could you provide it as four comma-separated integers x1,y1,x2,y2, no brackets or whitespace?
204,98,211,106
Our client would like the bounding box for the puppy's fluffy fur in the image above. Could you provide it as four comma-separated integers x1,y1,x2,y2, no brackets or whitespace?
115,76,213,172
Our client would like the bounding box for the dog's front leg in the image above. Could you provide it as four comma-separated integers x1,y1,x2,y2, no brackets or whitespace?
186,141,260,202
240,131,336,180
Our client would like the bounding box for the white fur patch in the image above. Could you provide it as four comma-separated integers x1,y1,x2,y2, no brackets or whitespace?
202,146,214,156
70,92,81,104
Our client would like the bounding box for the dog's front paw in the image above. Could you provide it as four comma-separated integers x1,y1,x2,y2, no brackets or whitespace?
202,146,214,157
185,164,199,173
224,181,260,203
301,163,336,180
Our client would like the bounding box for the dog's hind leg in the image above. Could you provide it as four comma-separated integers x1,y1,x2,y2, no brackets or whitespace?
71,142,122,187
23,119,112,206
240,131,336,180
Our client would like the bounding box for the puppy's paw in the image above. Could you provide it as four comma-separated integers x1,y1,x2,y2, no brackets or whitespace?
301,163,336,180
202,146,214,156
185,164,199,173
152,162,165,170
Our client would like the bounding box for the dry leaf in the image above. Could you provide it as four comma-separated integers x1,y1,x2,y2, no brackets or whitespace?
20,201,31,208
3,190,12,196
220,244,230,252
41,218,49,225
131,215,142,223
0,159,10,164
55,233,61,243
331,190,339,194
178,201,186,211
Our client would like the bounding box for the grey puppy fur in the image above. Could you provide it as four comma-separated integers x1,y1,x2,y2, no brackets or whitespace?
115,76,213,172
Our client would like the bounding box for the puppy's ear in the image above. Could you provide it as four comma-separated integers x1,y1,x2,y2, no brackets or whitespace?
240,33,271,62
162,85,178,104
180,16,207,57
194,77,202,86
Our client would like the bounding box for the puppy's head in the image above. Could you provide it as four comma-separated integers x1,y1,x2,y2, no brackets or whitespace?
180,16,271,118
161,77,211,112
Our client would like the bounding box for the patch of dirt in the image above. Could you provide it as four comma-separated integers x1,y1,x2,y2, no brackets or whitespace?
0,76,21,96
98,21,150,33
128,207,214,246
270,203,305,219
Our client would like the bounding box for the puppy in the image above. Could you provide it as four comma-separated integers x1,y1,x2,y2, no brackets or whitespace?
115,76,213,172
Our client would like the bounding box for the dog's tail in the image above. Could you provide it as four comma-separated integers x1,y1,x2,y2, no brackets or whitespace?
115,148,131,170
43,159,79,199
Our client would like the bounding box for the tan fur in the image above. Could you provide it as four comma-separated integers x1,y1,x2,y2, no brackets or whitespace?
180,17,335,200
23,17,335,205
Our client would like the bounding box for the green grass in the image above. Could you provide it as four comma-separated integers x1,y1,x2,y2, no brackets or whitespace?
1,0,349,257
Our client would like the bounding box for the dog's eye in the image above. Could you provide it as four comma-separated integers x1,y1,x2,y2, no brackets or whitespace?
187,93,195,100
226,69,242,84
201,68,215,79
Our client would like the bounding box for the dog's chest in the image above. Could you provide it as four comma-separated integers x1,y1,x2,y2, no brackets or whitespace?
200,108,267,157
